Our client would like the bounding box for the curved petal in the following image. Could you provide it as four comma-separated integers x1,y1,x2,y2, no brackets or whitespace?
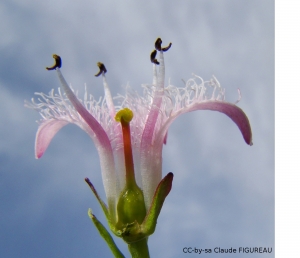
56,69,113,151
35,119,69,159
140,54,164,150
155,101,253,149
56,69,117,215
140,53,165,209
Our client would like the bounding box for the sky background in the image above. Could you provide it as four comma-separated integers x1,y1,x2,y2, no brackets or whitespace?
0,1,274,257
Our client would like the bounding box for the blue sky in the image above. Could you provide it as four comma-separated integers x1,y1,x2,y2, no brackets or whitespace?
0,1,274,257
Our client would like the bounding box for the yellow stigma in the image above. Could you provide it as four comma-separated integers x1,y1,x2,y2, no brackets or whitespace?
115,108,133,123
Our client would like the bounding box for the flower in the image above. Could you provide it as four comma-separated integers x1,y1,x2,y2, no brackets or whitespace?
25,39,252,247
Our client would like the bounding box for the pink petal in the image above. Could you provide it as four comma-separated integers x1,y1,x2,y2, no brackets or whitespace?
156,101,253,147
140,52,165,149
35,119,69,159
56,69,117,213
56,69,112,151
140,53,165,209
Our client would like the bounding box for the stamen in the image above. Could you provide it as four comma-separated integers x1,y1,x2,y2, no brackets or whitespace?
95,62,107,77
150,50,159,65
46,54,62,70
102,74,116,119
152,62,158,85
95,62,116,118
154,38,172,52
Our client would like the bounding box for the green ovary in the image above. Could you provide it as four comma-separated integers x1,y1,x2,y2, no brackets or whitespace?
116,184,147,227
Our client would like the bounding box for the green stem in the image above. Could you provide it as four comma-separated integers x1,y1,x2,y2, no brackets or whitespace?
128,238,150,258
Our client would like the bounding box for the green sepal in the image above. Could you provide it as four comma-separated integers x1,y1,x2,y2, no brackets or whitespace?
141,172,173,235
96,195,118,233
85,178,117,229
96,193,110,221
88,209,125,258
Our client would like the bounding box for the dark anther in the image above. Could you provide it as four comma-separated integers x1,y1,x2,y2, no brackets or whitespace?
155,38,162,51
95,62,107,77
46,54,62,70
162,42,172,52
150,50,159,65
154,38,172,52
